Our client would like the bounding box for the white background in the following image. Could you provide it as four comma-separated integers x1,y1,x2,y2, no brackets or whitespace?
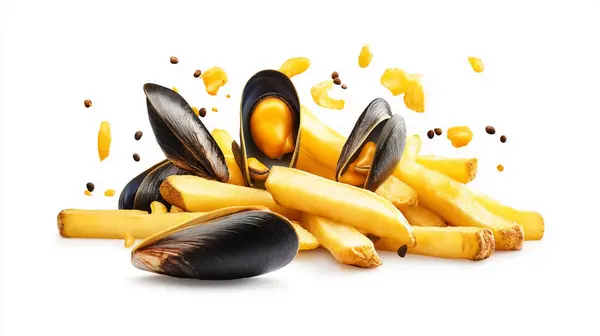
2,0,600,335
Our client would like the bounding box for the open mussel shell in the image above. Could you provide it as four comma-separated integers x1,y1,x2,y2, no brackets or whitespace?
239,70,301,188
131,206,299,280
118,159,188,212
144,83,229,182
335,98,407,192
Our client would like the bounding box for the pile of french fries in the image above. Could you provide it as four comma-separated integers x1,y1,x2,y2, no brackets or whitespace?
58,106,543,268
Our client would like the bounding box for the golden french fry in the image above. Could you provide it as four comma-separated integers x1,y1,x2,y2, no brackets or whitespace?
301,213,381,268
160,175,301,221
473,194,544,241
57,209,204,239
373,226,495,261
416,155,478,184
291,221,320,251
265,166,415,246
394,136,524,251
211,129,246,186
375,176,418,208
399,205,446,227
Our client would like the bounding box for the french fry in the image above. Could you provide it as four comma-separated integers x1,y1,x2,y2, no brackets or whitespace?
394,136,524,251
57,209,203,239
473,194,544,240
160,175,301,221
301,213,382,268
373,226,495,261
265,166,416,246
399,205,446,227
297,106,418,207
416,155,478,184
375,176,418,208
416,148,543,240
291,221,320,251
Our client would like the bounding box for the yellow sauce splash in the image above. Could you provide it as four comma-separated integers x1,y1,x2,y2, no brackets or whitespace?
104,189,116,197
358,44,373,68
468,57,484,73
279,57,311,78
404,75,425,113
172,86,179,93
97,121,111,162
310,80,345,110
84,190,92,196
380,68,410,96
212,107,219,112
497,164,504,172
191,106,199,116
201,67,228,95
447,126,473,148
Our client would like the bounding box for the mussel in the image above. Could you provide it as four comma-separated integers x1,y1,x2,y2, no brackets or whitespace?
118,159,188,212
131,206,299,280
239,70,301,188
119,84,231,211
335,98,407,192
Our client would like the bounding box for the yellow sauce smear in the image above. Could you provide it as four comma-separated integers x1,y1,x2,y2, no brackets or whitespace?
201,67,228,95
97,121,111,162
447,126,473,148
358,44,372,68
380,68,410,96
310,80,345,110
468,57,484,73
104,189,116,197
279,57,311,78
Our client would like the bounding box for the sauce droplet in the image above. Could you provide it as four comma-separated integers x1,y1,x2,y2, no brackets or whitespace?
201,67,228,95
310,80,345,110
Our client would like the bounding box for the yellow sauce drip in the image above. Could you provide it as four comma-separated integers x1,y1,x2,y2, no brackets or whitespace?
381,68,410,96
279,57,311,78
339,141,377,186
250,97,295,160
104,189,116,197
150,201,167,214
468,57,484,73
447,126,473,148
358,44,373,68
201,67,228,95
310,80,345,110
123,233,136,248
97,121,111,161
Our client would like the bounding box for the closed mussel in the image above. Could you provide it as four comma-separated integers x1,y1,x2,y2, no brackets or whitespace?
335,98,407,192
239,70,301,188
131,206,299,280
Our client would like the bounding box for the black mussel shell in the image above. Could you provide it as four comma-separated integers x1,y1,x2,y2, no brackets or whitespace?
335,98,407,191
131,207,299,280
239,70,301,188
118,159,188,212
144,83,229,182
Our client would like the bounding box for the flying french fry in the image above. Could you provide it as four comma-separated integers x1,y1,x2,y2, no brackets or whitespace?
373,226,495,261
301,213,381,268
